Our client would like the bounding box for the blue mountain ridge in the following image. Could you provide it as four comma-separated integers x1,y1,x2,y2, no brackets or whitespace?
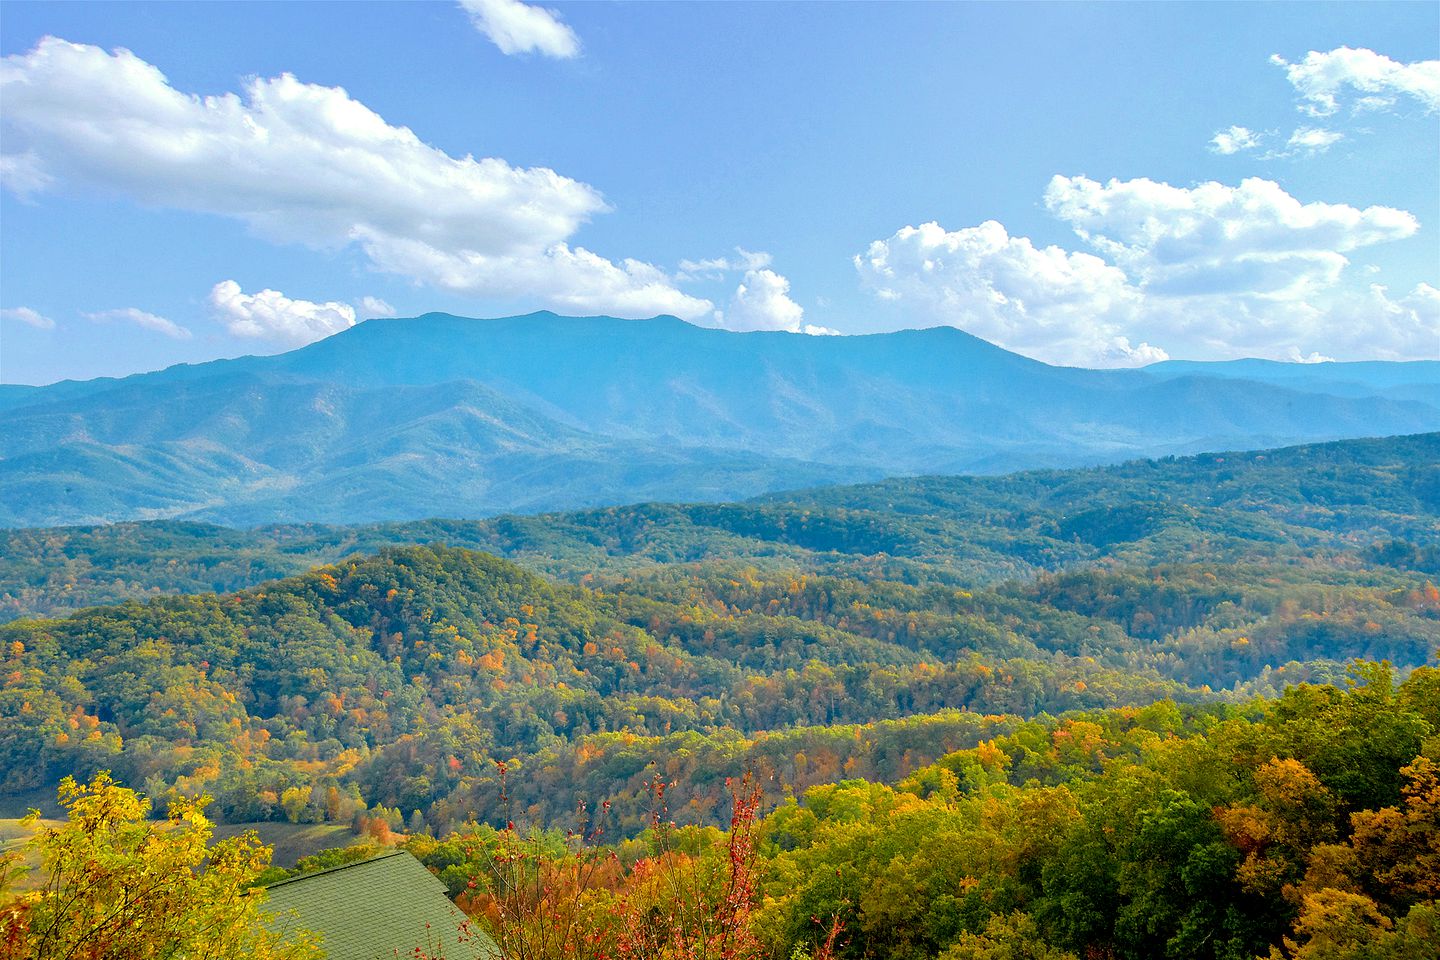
1,312,1436,526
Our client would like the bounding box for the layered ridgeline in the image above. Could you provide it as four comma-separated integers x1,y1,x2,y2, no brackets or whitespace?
1,433,1436,836
2,312,1437,526
1,432,1435,622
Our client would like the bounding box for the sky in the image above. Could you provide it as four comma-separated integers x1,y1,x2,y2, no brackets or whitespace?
1,1,1437,384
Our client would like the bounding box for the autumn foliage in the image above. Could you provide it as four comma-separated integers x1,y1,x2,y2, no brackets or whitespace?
462,770,776,960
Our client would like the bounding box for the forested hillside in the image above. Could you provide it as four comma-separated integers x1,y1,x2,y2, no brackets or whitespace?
2,432,1435,623
2,435,1436,834
382,667,1438,960
3,433,1438,958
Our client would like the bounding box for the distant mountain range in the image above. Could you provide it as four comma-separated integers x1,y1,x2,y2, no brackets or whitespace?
2,312,1437,527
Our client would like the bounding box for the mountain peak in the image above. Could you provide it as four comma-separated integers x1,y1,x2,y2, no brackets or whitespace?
2,314,1435,527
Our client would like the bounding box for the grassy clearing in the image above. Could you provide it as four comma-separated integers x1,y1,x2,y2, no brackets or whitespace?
0,817,59,891
1,817,356,894
211,821,357,867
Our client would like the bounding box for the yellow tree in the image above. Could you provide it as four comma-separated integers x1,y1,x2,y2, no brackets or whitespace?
1,772,318,960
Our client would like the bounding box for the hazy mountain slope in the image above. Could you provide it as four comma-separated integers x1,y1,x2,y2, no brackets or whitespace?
263,314,1440,467
767,431,1440,524
2,313,1436,527
2,432,1433,622
0,370,871,527
1148,358,1440,397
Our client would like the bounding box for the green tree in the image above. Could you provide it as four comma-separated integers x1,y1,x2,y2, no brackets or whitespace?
939,912,1078,960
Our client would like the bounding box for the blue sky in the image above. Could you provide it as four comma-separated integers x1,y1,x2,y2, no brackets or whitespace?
1,1,1436,384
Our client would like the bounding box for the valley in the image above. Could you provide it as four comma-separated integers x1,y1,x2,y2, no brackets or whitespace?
3,432,1437,958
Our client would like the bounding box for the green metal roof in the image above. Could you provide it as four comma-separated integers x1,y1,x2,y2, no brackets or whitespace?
262,851,498,960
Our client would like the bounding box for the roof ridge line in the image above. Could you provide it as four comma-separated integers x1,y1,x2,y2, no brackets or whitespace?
260,848,410,889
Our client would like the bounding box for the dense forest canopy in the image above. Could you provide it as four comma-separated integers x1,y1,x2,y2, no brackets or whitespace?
1,432,1437,958
1,433,1435,832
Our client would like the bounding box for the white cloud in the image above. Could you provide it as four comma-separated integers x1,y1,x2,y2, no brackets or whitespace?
859,176,1434,365
0,153,51,197
678,248,773,280
719,269,809,333
86,307,191,340
0,306,55,329
1285,126,1344,154
1210,125,1262,155
1044,175,1416,299
367,238,711,318
1103,337,1170,366
458,0,580,59
1238,282,1436,363
1286,348,1335,364
856,219,1152,366
210,281,357,346
1333,282,1439,360
1272,47,1440,116
0,37,709,321
358,296,397,318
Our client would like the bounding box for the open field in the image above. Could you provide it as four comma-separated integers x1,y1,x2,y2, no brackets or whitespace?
211,822,357,868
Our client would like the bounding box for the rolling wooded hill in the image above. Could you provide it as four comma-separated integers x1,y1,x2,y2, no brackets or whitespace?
2,432,1434,623
1,432,1435,834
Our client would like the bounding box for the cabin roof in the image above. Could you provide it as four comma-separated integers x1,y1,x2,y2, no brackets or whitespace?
263,850,495,960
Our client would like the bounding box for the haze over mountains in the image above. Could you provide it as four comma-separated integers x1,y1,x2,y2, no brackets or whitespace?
2,312,1437,528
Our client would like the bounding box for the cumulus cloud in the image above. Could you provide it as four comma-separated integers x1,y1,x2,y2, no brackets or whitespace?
358,296,397,318
1334,282,1440,360
86,307,191,340
1044,175,1416,299
1210,125,1262,155
1102,338,1171,366
0,37,709,321
859,176,1433,365
856,220,1153,366
718,269,810,333
1272,46,1440,116
0,306,55,329
210,281,358,346
459,0,580,59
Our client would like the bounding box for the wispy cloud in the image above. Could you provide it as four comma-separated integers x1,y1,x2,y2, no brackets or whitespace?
86,307,191,340
1209,125,1262,155
1212,47,1435,159
1284,126,1344,155
0,306,55,329
678,248,773,281
358,296,397,319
